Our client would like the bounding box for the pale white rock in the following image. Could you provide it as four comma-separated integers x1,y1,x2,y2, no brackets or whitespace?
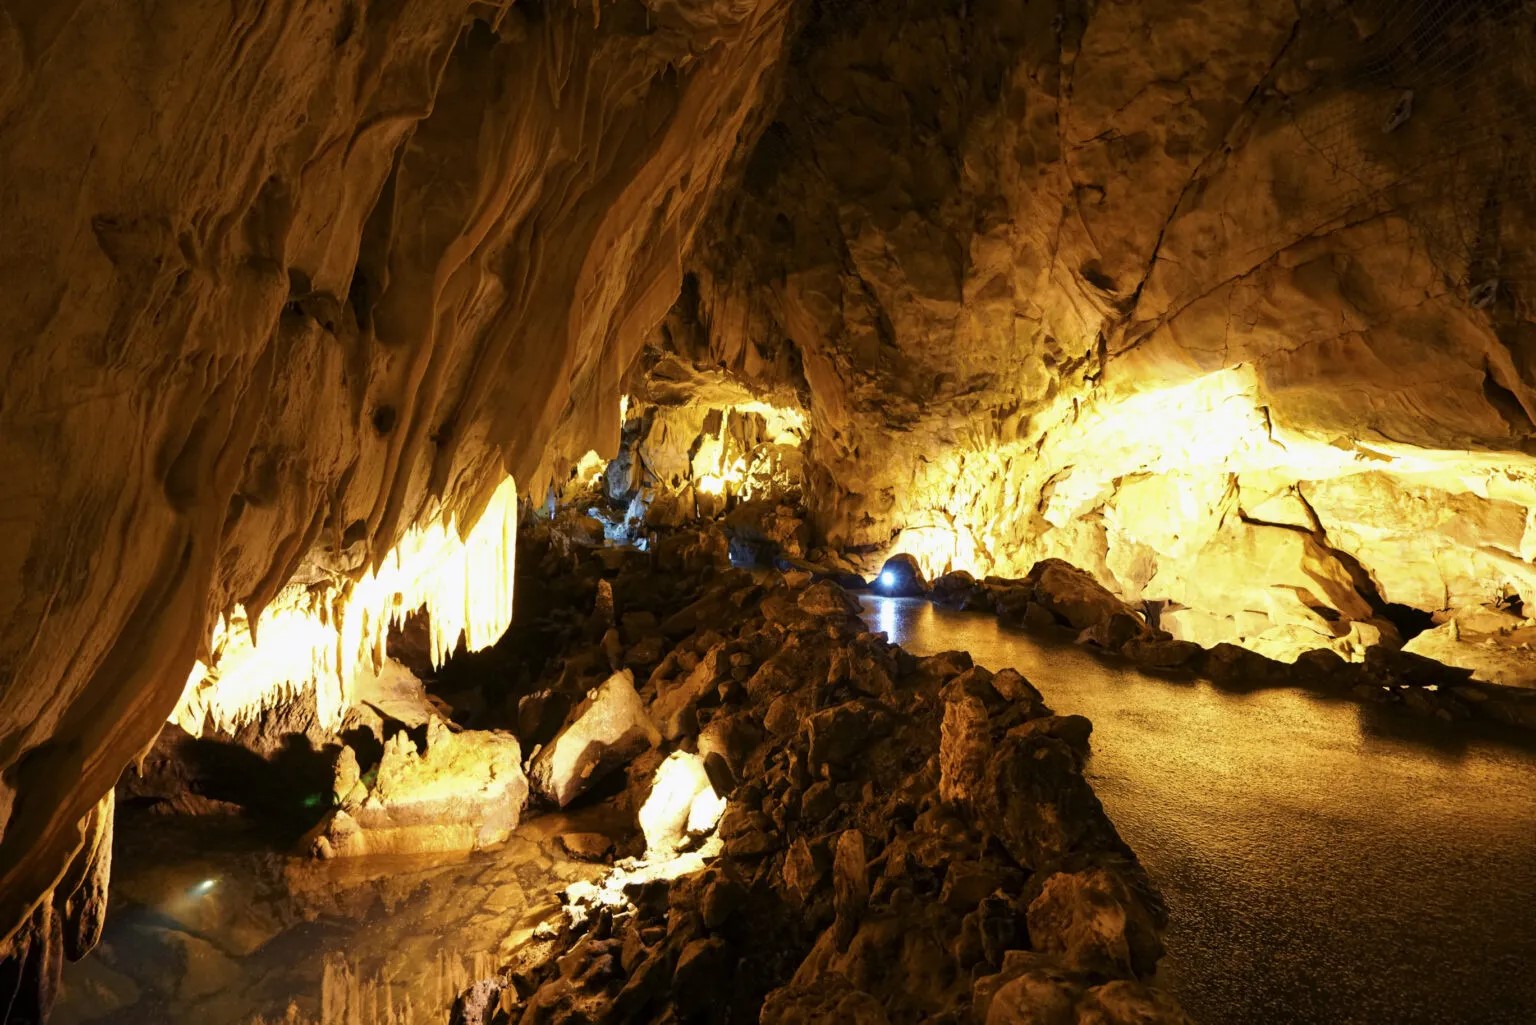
528,670,661,808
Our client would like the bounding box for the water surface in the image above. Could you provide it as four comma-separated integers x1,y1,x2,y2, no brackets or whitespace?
863,595,1536,1025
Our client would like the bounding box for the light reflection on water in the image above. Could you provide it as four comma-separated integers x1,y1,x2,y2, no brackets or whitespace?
862,595,1536,1025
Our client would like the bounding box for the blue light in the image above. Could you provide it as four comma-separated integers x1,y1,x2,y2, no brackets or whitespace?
879,569,896,589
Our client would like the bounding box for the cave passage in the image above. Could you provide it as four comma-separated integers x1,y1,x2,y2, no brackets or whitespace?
53,595,1536,1024
14,0,1536,1023
861,596,1536,1025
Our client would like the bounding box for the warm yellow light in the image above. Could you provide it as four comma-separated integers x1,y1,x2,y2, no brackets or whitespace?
174,476,519,733
562,752,725,925
638,751,725,854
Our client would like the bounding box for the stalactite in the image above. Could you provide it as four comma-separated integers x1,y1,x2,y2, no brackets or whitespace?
173,477,519,735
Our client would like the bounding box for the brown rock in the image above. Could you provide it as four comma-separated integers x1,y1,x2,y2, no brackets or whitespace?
1073,980,1193,1025
1027,868,1165,979
529,670,660,808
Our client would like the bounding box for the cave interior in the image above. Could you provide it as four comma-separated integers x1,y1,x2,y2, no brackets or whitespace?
3,0,1536,1023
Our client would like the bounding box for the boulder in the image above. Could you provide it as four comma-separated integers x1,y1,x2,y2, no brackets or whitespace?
305,720,527,857
650,643,730,740
1027,867,1165,979
529,670,660,807
980,733,1131,869
930,570,989,610
1073,980,1193,1025
797,580,863,618
1203,643,1291,689
637,751,726,854
939,676,994,804
873,554,927,597
1027,560,1146,634
1120,637,1204,671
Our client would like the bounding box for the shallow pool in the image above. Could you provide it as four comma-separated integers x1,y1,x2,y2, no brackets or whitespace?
863,595,1536,1025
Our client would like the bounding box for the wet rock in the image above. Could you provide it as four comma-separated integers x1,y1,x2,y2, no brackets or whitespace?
912,649,974,689
529,669,660,808
1364,645,1476,689
1028,868,1165,979
1027,560,1146,633
558,833,615,861
930,570,989,610
991,668,1052,715
1203,642,1291,689
1292,647,1351,683
1074,980,1194,1025
1077,611,1154,653
980,733,1131,869
872,553,927,597
1120,636,1204,671
1008,715,1094,761
306,721,527,857
797,580,864,618
778,556,868,590
973,952,1081,1025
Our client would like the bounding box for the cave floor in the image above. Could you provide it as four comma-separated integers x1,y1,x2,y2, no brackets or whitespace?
54,597,1536,1025
863,595,1536,1025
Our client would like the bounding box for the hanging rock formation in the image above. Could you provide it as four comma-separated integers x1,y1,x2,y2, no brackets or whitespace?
0,0,793,990
10,0,1536,1015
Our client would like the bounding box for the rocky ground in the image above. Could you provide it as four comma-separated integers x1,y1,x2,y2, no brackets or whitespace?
385,524,1189,1025
915,560,1536,731
103,502,1536,1025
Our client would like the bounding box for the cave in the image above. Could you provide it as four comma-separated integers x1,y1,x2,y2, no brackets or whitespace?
4,0,1536,1022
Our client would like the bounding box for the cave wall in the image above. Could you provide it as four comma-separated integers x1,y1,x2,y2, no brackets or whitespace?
0,0,793,967
678,0,1536,658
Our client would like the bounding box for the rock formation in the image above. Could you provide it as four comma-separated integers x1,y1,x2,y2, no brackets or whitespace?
10,0,1536,1017
445,533,1184,1024
670,0,1536,664
0,0,793,987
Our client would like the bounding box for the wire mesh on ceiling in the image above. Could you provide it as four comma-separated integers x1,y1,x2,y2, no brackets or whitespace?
1287,0,1536,313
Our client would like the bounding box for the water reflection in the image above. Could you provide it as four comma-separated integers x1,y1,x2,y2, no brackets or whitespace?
861,596,1536,1025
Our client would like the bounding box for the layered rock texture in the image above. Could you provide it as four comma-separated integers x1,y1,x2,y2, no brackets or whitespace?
0,0,795,984
10,0,1536,1014
674,0,1536,662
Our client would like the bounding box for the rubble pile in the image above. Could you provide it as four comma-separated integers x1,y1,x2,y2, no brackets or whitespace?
440,530,1188,1025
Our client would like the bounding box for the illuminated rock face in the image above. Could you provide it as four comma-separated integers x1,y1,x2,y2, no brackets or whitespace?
308,719,528,859
0,0,791,975
679,0,1536,663
7,0,1536,999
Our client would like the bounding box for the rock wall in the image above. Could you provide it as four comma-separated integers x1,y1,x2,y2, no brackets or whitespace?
680,0,1536,660
0,0,793,971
